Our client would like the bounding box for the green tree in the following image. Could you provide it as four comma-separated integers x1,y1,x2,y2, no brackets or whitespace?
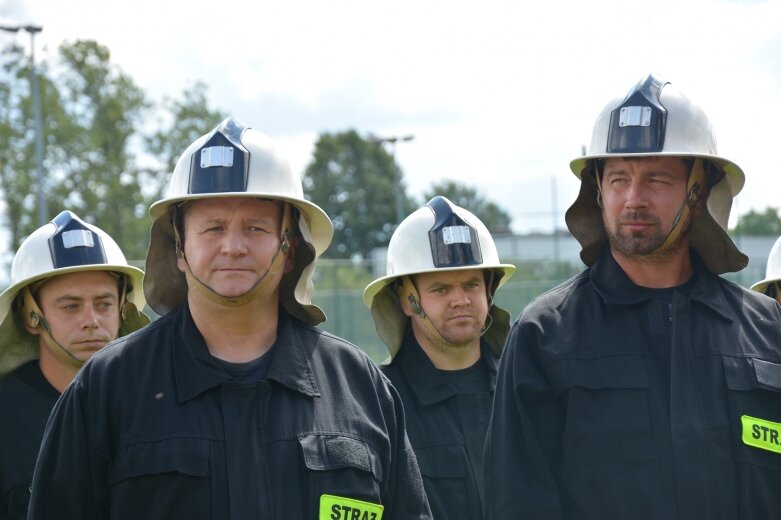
49,40,151,259
0,42,70,251
145,81,226,180
0,40,226,262
302,130,416,259
732,207,781,236
0,40,151,258
423,179,513,233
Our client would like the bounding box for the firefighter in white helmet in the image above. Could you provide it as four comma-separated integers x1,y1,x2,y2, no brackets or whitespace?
0,210,149,519
364,196,515,519
485,74,781,519
751,235,781,304
29,118,432,520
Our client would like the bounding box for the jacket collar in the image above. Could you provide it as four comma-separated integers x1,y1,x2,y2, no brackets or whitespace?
173,303,320,402
398,327,498,407
590,245,734,322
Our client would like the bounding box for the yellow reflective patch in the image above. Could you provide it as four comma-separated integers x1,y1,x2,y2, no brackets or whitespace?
320,494,384,520
741,415,781,454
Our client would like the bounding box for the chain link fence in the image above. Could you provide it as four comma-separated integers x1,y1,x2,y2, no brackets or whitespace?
312,255,767,364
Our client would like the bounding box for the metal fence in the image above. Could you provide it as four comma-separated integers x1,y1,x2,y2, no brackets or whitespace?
14,235,764,365
312,257,767,364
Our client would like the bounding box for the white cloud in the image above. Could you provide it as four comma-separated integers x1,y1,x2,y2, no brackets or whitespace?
4,0,781,235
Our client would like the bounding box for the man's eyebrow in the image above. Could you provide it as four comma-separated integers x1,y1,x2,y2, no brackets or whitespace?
196,216,226,225
54,292,117,303
422,281,452,290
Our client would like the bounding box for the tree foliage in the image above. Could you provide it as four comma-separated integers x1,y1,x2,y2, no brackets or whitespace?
51,41,151,259
0,42,67,251
302,130,416,259
732,207,781,236
423,179,513,233
145,81,226,179
0,40,225,262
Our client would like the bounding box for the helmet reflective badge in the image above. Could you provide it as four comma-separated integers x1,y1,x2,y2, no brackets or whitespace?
363,196,515,360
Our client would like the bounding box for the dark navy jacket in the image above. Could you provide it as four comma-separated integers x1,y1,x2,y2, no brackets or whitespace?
0,362,58,520
29,305,432,520
484,247,781,520
383,330,497,520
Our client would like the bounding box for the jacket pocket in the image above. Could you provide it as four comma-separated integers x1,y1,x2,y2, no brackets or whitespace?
549,356,654,467
723,356,781,470
299,434,384,518
109,437,210,520
415,445,474,520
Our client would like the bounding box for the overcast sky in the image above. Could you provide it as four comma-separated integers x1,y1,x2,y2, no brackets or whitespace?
3,0,781,233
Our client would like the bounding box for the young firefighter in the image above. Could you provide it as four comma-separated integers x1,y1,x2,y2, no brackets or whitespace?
364,196,515,519
0,211,148,519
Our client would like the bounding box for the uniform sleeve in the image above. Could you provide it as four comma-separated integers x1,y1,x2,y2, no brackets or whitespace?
28,377,108,519
378,370,433,520
482,320,567,520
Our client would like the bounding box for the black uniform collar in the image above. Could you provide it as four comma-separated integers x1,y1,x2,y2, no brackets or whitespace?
14,360,60,399
173,303,320,402
590,245,734,321
397,326,497,407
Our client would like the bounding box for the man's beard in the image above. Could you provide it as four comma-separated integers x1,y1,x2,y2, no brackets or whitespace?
605,211,679,258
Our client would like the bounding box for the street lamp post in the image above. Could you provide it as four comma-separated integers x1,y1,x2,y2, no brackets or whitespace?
1,23,46,226
369,134,414,226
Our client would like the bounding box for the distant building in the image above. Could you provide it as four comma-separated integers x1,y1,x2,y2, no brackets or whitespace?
371,232,774,289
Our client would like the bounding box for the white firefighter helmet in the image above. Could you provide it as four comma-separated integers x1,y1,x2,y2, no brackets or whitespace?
363,196,516,360
565,73,746,274
751,235,781,297
0,211,148,377
144,117,333,324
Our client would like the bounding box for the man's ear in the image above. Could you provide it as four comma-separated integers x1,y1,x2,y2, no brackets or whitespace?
176,255,187,273
399,293,413,317
22,314,42,336
395,278,415,318
21,304,44,336
19,288,44,336
692,185,710,216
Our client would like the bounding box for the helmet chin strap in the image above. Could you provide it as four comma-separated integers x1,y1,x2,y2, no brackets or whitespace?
596,157,707,257
175,202,293,308
654,158,707,254
396,274,495,348
20,287,84,369
20,274,132,369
